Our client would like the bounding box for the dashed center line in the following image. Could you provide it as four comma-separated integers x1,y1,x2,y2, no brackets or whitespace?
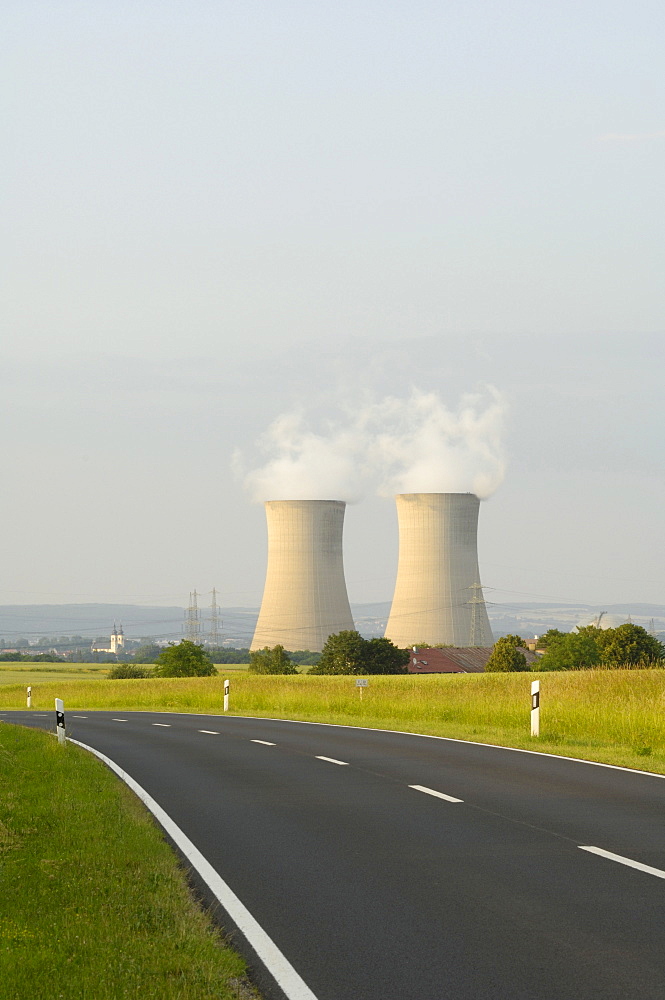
579,846,665,880
199,730,219,735
73,715,88,719
251,739,276,746
152,723,171,727
409,784,464,803
112,719,128,722
315,755,349,766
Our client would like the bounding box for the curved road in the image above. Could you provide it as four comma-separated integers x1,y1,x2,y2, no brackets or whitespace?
3,709,665,1000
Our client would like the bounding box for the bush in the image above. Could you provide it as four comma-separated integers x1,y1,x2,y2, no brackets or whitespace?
107,664,153,679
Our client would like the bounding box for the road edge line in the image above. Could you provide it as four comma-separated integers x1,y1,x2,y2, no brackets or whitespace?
67,737,319,1000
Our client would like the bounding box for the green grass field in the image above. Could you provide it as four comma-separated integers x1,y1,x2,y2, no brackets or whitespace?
0,662,249,687
2,670,665,774
0,722,258,1000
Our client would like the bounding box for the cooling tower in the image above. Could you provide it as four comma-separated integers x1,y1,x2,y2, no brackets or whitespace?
384,493,493,648
251,499,355,653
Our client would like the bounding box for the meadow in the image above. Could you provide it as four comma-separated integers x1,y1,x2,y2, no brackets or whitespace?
2,669,665,774
0,662,248,687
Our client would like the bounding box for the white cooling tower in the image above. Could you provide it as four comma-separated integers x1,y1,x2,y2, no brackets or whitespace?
251,499,355,653
384,493,493,648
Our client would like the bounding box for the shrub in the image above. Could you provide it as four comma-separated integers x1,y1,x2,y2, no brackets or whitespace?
107,664,153,679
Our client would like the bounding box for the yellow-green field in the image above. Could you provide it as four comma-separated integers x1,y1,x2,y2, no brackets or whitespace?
0,662,249,686
2,669,665,774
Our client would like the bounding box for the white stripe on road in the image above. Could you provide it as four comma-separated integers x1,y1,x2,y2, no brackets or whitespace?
73,715,88,719
199,730,219,735
252,739,276,746
152,723,171,727
112,719,128,722
579,846,665,880
409,784,464,803
67,738,319,1000
315,756,349,766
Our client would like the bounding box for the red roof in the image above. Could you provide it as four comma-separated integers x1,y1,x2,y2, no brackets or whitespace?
407,646,541,673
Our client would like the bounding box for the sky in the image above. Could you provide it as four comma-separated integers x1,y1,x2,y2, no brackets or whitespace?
1,1,664,612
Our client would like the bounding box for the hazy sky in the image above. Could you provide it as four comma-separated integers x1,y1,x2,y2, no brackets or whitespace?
2,2,664,612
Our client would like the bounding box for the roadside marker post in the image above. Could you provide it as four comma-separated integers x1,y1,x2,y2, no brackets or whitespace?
223,679,230,712
356,678,369,701
27,686,32,709
55,698,66,746
531,680,540,737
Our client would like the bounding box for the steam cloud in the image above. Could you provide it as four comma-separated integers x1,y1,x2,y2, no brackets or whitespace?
238,387,507,502
238,411,367,502
371,387,506,499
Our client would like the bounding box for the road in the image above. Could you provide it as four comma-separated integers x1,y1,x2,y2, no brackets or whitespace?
3,709,665,1000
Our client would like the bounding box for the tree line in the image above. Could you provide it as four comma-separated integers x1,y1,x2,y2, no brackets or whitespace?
486,624,664,672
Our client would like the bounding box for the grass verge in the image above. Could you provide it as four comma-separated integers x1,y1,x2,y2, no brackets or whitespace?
0,722,258,1000
2,670,665,775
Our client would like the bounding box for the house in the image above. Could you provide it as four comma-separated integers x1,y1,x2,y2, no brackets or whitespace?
407,646,541,673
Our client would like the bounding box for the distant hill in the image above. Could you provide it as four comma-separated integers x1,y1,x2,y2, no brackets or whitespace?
1,601,663,647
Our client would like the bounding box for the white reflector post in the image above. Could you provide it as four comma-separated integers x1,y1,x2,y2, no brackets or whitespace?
530,680,540,737
55,698,66,745
27,686,32,709
223,679,230,713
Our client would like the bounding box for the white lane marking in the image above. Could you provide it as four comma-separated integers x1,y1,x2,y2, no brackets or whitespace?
152,723,171,727
409,784,464,803
57,710,665,782
73,715,88,719
251,739,276,746
112,718,128,722
199,729,219,735
34,714,48,717
67,738,319,1000
579,846,665,880
193,715,665,781
315,755,349,766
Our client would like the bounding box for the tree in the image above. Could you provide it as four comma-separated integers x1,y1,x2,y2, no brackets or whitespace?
596,623,664,665
536,629,566,649
363,637,410,674
249,645,298,674
485,635,529,672
154,641,217,677
309,631,367,674
537,631,600,671
309,631,409,675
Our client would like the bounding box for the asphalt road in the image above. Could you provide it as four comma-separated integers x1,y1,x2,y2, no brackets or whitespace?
3,709,665,1000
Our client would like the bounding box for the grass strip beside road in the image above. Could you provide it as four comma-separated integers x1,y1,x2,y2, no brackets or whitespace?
2,670,665,775
0,723,258,1000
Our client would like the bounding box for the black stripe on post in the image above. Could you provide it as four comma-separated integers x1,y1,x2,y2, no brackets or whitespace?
531,692,540,710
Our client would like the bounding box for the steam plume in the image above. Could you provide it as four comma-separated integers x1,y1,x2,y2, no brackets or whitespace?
370,387,506,498
238,386,507,501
